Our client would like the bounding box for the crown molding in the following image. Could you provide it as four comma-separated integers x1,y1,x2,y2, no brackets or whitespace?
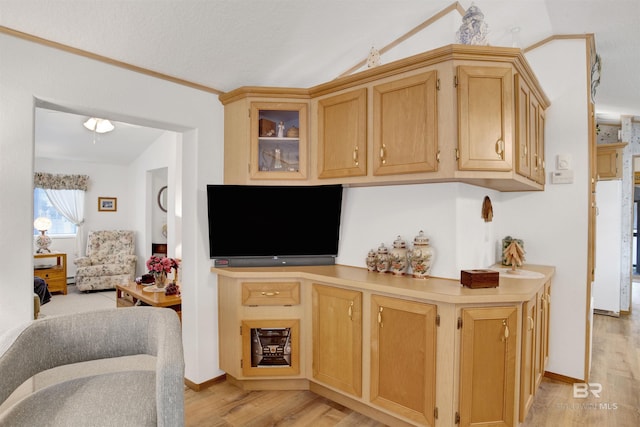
0,25,224,96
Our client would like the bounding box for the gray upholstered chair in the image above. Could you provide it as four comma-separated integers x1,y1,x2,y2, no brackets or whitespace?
74,230,137,291
0,307,184,426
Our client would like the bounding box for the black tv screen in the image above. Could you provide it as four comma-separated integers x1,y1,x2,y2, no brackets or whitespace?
207,184,343,267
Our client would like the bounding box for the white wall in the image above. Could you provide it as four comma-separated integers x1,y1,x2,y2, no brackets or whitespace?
338,183,500,278
0,33,224,384
34,157,138,277
501,39,590,380
1,31,594,384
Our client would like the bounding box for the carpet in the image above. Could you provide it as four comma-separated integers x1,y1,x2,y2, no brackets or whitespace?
39,283,116,318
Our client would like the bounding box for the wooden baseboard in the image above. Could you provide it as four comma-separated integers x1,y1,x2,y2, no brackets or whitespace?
309,382,415,427
225,374,310,391
543,371,583,384
184,374,226,391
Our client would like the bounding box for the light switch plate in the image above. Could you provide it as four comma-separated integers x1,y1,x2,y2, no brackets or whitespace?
557,154,571,170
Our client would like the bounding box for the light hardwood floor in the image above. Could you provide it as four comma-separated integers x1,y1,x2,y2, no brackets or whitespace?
185,282,640,427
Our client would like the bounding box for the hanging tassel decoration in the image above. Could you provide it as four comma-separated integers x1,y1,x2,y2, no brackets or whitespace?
481,195,493,222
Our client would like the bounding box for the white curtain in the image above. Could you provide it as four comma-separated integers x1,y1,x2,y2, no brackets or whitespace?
44,189,86,257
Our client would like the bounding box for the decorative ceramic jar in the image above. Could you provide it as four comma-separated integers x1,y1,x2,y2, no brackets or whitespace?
366,249,377,272
376,243,390,273
389,235,409,275
408,230,434,279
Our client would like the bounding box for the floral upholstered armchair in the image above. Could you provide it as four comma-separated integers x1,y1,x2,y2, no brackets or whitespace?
74,230,137,291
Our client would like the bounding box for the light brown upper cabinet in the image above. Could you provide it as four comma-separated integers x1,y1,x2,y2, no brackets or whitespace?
220,45,549,191
249,102,308,180
596,142,626,180
515,74,546,185
317,88,367,179
372,71,439,176
457,65,513,172
219,89,310,185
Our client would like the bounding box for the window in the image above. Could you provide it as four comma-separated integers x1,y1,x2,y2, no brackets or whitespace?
33,188,77,236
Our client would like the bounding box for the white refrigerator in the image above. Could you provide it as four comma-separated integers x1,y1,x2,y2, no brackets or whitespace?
594,180,622,316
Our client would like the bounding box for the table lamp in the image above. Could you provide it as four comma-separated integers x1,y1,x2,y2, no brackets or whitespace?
34,217,52,253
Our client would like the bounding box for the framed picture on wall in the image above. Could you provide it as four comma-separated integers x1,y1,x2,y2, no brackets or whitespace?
98,197,117,212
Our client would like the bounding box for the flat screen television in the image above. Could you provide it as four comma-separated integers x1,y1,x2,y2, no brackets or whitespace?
207,184,343,267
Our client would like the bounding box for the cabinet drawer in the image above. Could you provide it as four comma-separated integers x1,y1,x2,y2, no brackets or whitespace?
34,269,65,280
242,282,300,306
44,278,66,293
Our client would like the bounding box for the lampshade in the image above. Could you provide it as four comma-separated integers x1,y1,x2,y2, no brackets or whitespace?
83,117,115,134
33,217,52,232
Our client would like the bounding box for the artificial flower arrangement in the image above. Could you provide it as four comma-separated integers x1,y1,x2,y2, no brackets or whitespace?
145,256,180,295
146,255,179,275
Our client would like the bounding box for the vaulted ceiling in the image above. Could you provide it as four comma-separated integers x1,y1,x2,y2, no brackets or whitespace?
2,0,638,163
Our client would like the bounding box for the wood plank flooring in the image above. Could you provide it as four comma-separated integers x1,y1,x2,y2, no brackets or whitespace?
184,382,386,427
185,283,640,426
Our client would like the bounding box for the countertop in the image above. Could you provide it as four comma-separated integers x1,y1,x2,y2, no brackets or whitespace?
212,263,555,304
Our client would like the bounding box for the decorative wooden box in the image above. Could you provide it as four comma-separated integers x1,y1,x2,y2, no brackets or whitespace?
259,118,275,137
460,269,499,288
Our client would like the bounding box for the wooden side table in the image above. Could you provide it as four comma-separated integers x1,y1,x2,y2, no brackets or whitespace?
34,252,67,295
116,282,181,320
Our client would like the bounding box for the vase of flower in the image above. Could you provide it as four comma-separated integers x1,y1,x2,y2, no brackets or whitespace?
146,256,179,289
153,271,167,288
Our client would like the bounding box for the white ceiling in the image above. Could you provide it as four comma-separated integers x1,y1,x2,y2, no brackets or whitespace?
35,108,166,165
2,0,639,163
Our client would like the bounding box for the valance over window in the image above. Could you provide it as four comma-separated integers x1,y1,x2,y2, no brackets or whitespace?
34,172,89,191
34,172,89,256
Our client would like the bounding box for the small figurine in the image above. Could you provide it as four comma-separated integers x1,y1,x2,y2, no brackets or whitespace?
456,4,489,46
367,46,381,68
277,121,285,138
503,240,525,272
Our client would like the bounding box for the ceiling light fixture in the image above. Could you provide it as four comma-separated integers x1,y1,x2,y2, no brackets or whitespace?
83,117,115,134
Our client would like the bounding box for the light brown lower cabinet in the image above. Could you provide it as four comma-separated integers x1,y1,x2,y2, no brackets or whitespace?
312,284,362,397
370,295,437,426
215,265,554,427
519,294,538,421
459,306,518,427
520,280,552,422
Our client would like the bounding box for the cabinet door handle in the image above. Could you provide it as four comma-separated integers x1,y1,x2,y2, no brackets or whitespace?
495,139,505,160
380,144,387,165
260,291,280,297
348,300,354,320
377,306,383,327
353,146,359,166
528,316,534,331
523,144,527,157
502,319,509,341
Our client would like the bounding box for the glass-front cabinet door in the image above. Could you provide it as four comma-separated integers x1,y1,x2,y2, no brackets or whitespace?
250,102,308,180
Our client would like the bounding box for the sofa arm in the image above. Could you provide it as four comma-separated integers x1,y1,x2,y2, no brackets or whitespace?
74,256,91,267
